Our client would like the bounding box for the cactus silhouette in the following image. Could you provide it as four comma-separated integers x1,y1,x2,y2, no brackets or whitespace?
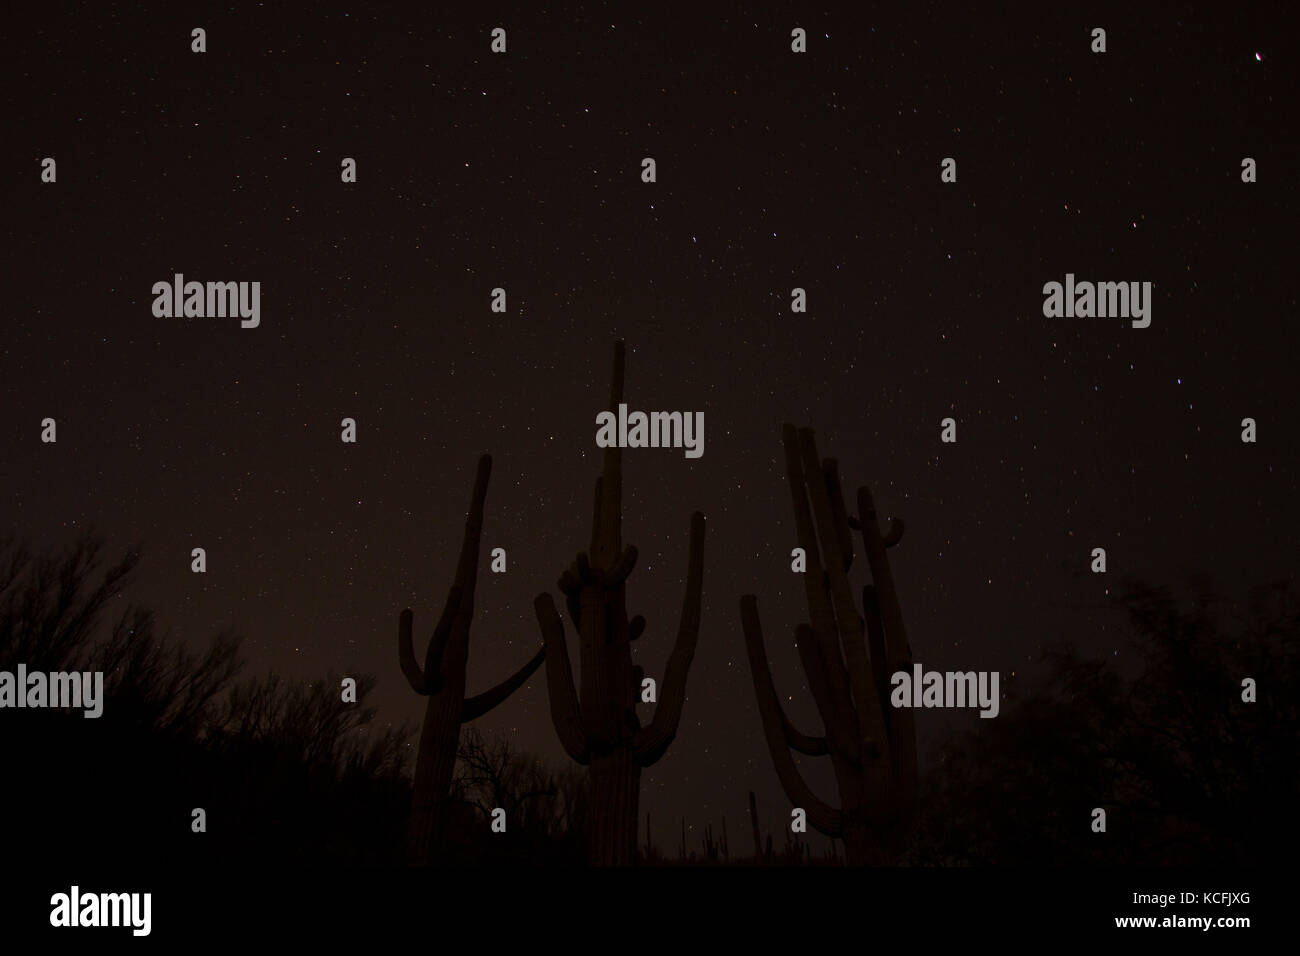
399,453,545,865
748,790,764,861
741,424,917,865
533,341,706,865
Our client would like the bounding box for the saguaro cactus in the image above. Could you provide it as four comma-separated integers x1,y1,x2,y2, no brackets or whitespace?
533,341,706,866
740,424,917,865
400,453,546,865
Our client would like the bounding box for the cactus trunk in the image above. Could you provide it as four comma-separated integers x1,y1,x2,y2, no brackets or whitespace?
407,683,464,862
588,746,642,866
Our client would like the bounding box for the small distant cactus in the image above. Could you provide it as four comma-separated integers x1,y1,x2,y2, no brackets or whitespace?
400,454,545,865
748,790,765,862
702,823,719,862
644,811,659,862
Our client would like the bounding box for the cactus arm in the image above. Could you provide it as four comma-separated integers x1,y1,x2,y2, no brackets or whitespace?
791,430,868,759
862,585,891,718
783,428,855,718
607,545,638,587
822,458,855,571
849,516,904,548
533,593,590,764
398,586,462,696
398,608,427,695
782,425,830,621
799,430,897,774
794,624,861,763
632,511,705,766
781,710,830,757
857,486,917,804
797,433,867,665
461,645,546,721
558,564,583,629
740,596,843,837
421,586,462,691
737,600,829,756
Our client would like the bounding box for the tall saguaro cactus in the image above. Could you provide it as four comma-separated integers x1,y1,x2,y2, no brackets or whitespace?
399,453,546,865
740,424,917,865
533,341,706,866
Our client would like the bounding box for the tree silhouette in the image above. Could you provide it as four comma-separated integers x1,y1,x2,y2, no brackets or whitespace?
0,533,413,866
444,726,587,865
908,576,1298,865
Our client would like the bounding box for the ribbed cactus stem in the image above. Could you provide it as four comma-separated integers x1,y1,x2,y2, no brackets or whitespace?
407,682,464,862
589,746,640,866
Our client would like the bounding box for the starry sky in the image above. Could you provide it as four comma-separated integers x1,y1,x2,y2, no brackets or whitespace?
4,2,1296,850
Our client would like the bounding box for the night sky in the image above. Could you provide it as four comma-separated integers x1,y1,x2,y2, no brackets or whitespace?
4,3,1296,850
